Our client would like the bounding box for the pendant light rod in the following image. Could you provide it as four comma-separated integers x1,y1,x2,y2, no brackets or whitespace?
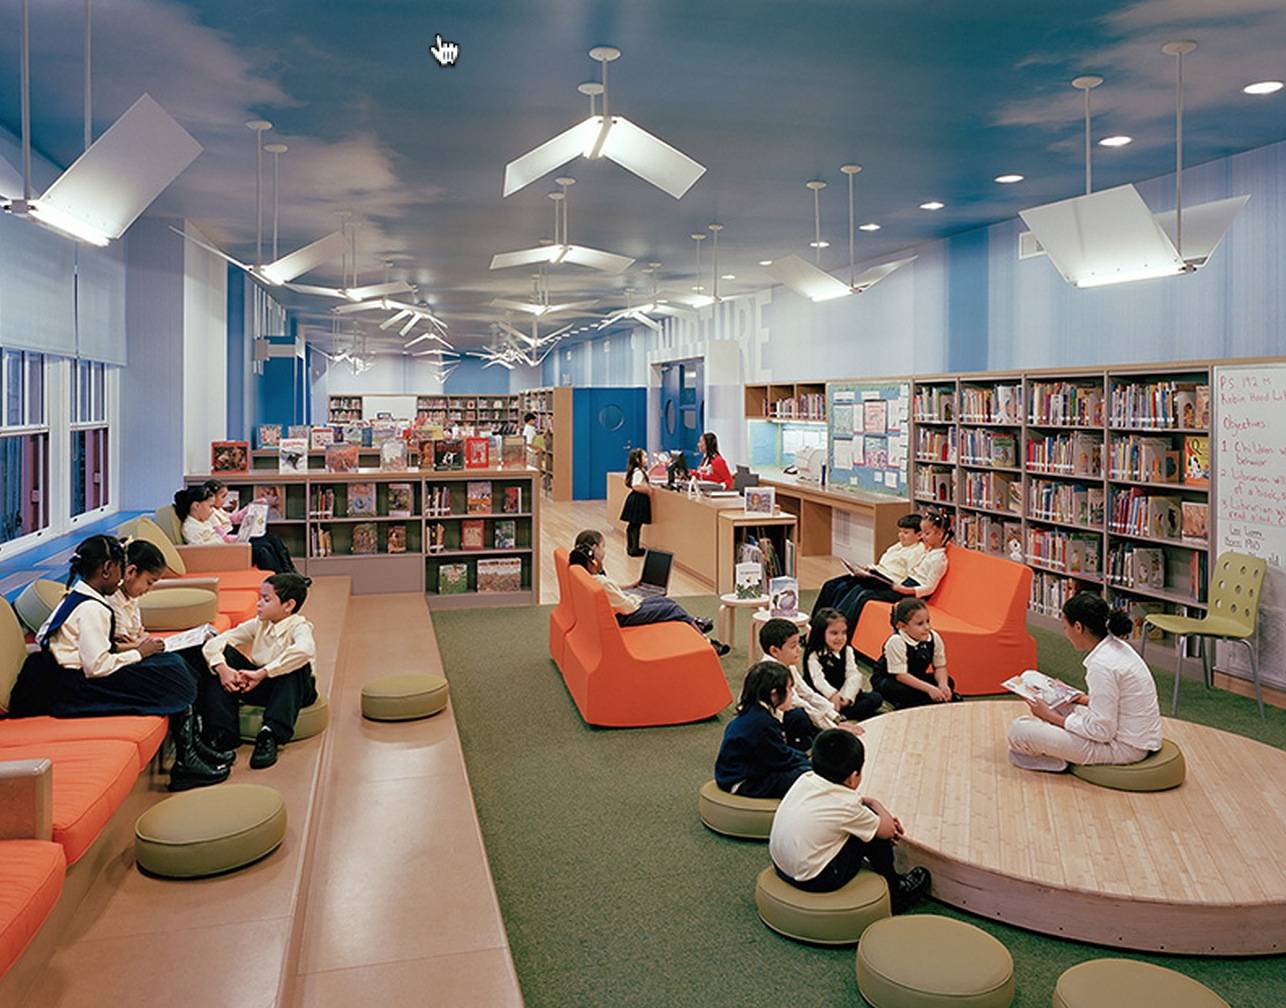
841,164,861,289
83,0,92,152
708,223,722,301
590,46,620,120
1163,40,1196,261
20,0,31,201
1072,75,1102,196
265,143,287,263
690,232,705,293
557,176,575,243
246,119,272,269
806,180,826,266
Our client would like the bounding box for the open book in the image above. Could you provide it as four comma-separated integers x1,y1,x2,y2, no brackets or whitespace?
841,558,893,585
162,623,218,653
1002,669,1082,708
236,502,269,543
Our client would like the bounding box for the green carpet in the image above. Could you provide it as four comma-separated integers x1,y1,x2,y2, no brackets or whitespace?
435,595,1286,1007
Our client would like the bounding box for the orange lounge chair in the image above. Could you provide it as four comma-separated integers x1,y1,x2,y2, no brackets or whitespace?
851,543,1037,695
548,549,575,670
561,566,732,727
0,840,65,980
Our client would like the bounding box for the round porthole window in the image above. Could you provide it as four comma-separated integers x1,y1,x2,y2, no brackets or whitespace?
598,404,625,431
665,400,677,436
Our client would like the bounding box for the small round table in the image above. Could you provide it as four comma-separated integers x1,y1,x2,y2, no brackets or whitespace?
717,593,770,649
750,608,810,657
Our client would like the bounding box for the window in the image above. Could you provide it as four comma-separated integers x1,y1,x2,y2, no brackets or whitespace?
1,350,49,545
70,360,109,517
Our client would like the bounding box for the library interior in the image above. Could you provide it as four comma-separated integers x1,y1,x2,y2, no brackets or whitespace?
2,3,1286,1007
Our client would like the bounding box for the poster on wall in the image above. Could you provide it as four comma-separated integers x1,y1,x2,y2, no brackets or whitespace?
832,392,855,437
826,381,911,498
862,400,888,435
863,436,889,470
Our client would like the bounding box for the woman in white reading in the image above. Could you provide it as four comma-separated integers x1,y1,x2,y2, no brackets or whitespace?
1007,592,1162,772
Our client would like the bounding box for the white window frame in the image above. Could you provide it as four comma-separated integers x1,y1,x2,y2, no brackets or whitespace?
0,350,52,558
68,360,116,528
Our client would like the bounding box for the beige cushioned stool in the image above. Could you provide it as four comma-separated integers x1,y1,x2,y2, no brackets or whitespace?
856,915,1015,1008
1053,959,1228,1008
134,784,286,879
698,779,779,839
754,866,889,945
239,694,331,742
138,586,219,631
1071,738,1186,792
13,579,65,634
361,673,449,721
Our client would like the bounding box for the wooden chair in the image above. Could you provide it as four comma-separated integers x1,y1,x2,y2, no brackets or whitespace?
1143,551,1267,718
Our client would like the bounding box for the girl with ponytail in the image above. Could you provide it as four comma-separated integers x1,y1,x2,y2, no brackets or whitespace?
1006,591,1163,773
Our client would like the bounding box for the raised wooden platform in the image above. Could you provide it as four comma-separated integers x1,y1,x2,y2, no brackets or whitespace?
859,701,1286,956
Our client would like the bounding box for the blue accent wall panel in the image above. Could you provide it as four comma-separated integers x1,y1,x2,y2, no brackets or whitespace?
444,357,511,395
226,267,246,439
571,387,646,500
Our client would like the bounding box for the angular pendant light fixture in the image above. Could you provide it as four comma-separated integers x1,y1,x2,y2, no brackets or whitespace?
490,177,634,274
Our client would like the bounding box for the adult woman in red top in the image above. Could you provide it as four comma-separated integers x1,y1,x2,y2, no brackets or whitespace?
696,432,734,490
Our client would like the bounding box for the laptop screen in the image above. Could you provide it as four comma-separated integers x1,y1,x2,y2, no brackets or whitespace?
639,549,674,590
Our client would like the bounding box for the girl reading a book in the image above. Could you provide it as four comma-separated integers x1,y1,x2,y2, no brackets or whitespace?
870,598,958,709
813,512,923,617
1007,592,1162,772
567,530,730,656
802,609,884,722
6,535,231,792
836,510,953,636
176,483,295,574
619,449,652,557
714,661,811,798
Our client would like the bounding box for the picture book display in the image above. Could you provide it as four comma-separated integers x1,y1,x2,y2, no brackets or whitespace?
743,485,775,515
493,520,516,549
351,522,378,555
438,563,469,595
1183,435,1210,487
1181,500,1208,541
387,483,413,518
769,576,799,617
735,561,764,599
278,438,308,474
465,437,491,469
210,440,249,473
380,439,408,471
346,482,376,517
287,425,311,441
417,439,438,471
251,485,285,521
341,422,365,445
235,503,268,542
370,420,400,446
310,427,335,450
324,443,360,473
466,481,493,514
460,519,485,550
1002,669,1082,708
387,525,407,554
434,439,464,471
501,435,526,469
477,557,521,593
257,424,281,449
502,486,523,513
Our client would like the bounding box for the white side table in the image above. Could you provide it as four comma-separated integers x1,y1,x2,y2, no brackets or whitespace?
717,593,770,648
750,608,811,658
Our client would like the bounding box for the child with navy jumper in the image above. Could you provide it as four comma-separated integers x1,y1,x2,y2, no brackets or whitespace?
714,661,810,799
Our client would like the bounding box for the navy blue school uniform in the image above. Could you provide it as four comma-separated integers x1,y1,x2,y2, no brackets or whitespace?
714,703,811,799
871,629,958,709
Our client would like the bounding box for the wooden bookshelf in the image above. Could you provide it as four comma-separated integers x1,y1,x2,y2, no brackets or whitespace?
744,382,827,422
517,386,573,500
326,394,520,427
909,364,1214,645
184,468,540,606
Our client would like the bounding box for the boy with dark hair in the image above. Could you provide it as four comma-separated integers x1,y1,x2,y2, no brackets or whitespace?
769,728,931,910
759,617,822,748
812,512,924,615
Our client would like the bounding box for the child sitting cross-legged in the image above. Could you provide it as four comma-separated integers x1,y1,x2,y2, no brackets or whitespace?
714,661,811,799
802,608,884,723
198,573,318,770
769,728,931,911
870,597,959,709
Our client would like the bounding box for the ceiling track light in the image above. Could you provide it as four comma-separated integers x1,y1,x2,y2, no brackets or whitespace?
919,201,944,211
1243,80,1283,95
1099,135,1133,147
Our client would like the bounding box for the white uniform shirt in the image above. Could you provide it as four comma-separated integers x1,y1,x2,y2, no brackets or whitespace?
769,771,882,881
594,573,642,616
872,540,925,582
1064,635,1162,751
907,546,948,597
761,651,839,730
629,469,647,489
522,423,537,446
202,613,316,679
881,629,948,679
107,590,145,645
37,582,143,678
805,647,865,704
210,508,233,535
182,514,229,546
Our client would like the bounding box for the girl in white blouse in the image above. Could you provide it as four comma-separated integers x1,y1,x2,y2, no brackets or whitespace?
1007,592,1162,772
176,483,295,573
801,608,883,722
837,510,953,633
619,449,652,557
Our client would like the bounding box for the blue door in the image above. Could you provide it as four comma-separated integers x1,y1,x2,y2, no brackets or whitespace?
573,387,646,500
659,359,704,467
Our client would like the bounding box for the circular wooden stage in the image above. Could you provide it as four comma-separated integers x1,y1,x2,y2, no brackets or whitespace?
857,701,1286,955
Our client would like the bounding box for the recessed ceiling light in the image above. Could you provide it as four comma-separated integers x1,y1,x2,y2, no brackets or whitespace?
1099,135,1133,147
858,222,881,232
994,173,1024,184
808,240,830,249
919,201,945,211
1243,80,1283,95
758,259,773,267
691,285,705,292
721,273,736,280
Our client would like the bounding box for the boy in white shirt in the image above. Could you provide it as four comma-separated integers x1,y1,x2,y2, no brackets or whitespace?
199,573,318,769
813,513,923,616
759,617,839,746
769,729,931,910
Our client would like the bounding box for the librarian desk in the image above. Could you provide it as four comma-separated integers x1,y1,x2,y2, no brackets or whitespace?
606,474,802,593
754,471,909,560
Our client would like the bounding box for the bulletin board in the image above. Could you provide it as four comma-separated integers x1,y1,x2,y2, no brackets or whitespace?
827,381,911,497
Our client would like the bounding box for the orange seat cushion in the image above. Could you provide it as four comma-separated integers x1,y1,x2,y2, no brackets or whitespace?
0,715,167,771
548,549,574,669
185,569,271,592
0,739,139,864
0,840,66,977
215,590,259,625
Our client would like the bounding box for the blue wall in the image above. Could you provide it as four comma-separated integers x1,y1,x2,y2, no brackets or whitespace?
443,358,512,395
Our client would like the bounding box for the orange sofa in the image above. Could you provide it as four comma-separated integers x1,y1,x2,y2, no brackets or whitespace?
548,549,575,670
561,566,732,727
851,543,1037,695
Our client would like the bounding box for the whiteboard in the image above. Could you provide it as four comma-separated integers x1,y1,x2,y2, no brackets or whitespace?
361,394,417,420
1213,364,1286,689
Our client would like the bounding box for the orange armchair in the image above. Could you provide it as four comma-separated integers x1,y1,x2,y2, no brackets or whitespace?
851,543,1036,695
548,549,575,671
561,567,732,727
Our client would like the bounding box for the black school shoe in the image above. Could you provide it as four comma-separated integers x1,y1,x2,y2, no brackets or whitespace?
694,616,715,634
194,733,236,767
249,730,279,769
891,866,932,912
710,639,731,657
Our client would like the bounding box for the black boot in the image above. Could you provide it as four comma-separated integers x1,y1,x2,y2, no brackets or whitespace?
194,714,237,765
168,714,231,792
891,866,932,913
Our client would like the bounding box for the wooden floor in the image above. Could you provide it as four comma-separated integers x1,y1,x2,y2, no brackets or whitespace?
536,497,844,605
859,701,1286,955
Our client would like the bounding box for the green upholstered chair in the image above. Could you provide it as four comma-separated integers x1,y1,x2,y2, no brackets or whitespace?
151,504,185,545
1071,738,1186,792
1142,551,1267,717
12,579,66,635
134,783,286,878
121,515,187,575
754,866,889,945
1,601,32,713
1053,959,1229,1008
856,915,1015,1007
698,780,779,839
138,586,220,630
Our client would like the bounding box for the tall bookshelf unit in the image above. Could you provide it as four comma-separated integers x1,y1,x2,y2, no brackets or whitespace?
185,468,540,607
518,386,573,500
325,394,519,426
909,365,1212,645
744,382,827,422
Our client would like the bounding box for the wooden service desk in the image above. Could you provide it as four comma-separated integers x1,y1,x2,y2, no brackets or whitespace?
606,473,795,589
756,471,909,560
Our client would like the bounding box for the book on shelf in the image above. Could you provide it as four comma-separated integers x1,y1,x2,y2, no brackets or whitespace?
210,440,249,473
370,420,400,446
287,425,311,440
465,437,490,469
351,522,378,555
309,526,333,557
769,576,799,617
435,439,464,471
310,427,335,450
257,424,281,449
502,486,522,514
932,470,953,502
235,503,268,543
427,521,447,553
309,487,334,519
1132,548,1164,588
386,525,407,554
324,443,360,473
1002,670,1082,708
493,520,516,549
340,421,365,445
460,519,485,550
346,482,376,517
387,483,413,518
1025,432,1102,476
1109,488,1181,540
251,485,285,521
735,561,763,599
1181,501,1208,540
278,438,308,473
466,481,493,514
1195,385,1210,428
438,563,469,595
1183,436,1209,487
1110,380,1207,429
500,435,526,469
1028,381,1104,426
477,557,521,593
380,439,408,471
1127,601,1166,641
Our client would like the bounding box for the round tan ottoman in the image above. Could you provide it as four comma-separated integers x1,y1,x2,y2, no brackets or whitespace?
361,673,449,722
1071,739,1186,792
856,915,1015,1008
698,780,779,839
134,784,286,879
13,579,65,634
755,866,889,945
139,586,219,631
1053,959,1228,1008
239,694,330,742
